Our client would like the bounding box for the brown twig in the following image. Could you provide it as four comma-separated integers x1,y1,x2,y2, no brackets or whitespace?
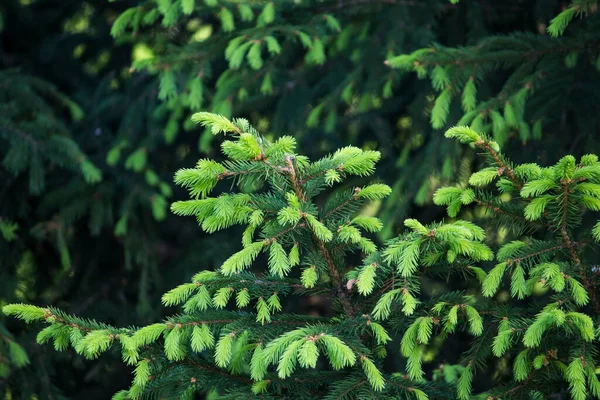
473,198,527,222
320,196,358,222
475,140,523,190
283,156,355,317
505,244,568,267
557,181,600,313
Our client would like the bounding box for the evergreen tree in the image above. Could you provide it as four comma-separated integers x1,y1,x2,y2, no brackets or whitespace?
0,1,445,396
4,1,600,398
6,114,600,399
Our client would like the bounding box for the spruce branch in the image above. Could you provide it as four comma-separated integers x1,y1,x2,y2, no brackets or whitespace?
320,191,361,222
559,218,600,313
8,112,600,398
474,139,523,190
502,370,537,397
472,197,530,223
283,155,356,317
504,243,568,267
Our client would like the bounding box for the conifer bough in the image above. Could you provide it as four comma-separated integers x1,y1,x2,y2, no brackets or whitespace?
5,115,600,399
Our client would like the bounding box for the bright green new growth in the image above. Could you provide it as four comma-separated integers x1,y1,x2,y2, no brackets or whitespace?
5,119,600,399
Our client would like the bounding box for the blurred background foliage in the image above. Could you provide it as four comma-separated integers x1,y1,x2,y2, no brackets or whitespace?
1,0,599,398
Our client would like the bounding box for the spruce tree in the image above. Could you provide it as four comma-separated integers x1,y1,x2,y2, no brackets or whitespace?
6,113,600,399
4,1,600,398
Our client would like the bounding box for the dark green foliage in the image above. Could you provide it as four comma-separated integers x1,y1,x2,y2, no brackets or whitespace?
0,1,219,397
106,0,600,232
